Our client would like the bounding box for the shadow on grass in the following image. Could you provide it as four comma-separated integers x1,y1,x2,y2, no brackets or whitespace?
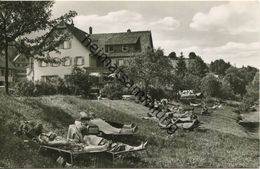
23,98,74,129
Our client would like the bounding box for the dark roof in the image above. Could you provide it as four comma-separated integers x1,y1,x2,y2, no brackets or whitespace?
66,24,153,55
0,56,16,69
106,36,139,45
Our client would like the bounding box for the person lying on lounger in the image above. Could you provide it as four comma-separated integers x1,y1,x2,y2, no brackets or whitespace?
38,131,110,152
67,119,147,152
73,112,138,135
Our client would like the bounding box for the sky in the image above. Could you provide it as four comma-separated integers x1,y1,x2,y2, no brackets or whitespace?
52,1,260,68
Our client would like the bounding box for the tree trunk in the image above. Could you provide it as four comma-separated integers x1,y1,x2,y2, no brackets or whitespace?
3,18,9,95
144,80,149,98
5,41,9,95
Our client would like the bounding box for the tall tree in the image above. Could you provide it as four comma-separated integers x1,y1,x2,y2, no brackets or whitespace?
66,67,93,96
188,52,197,59
209,59,231,76
201,73,221,97
183,73,201,92
187,55,208,77
0,1,76,94
168,51,178,59
224,67,247,95
176,54,186,77
127,48,173,96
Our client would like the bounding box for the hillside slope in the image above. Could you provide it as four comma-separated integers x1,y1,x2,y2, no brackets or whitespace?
0,95,259,168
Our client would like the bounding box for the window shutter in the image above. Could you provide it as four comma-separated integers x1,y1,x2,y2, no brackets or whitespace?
64,40,71,49
61,58,65,66
80,57,84,65
68,40,71,49
69,57,72,66
74,57,77,66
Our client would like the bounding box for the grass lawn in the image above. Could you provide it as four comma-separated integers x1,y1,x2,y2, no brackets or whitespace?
0,95,259,168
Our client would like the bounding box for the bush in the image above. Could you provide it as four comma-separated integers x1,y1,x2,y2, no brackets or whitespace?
14,79,71,97
148,87,168,100
34,81,58,95
204,96,220,104
183,73,201,92
100,82,125,100
201,73,221,97
238,72,259,112
219,80,235,99
14,80,37,96
65,67,93,96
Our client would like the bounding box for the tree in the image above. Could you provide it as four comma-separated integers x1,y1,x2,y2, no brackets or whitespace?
209,59,231,76
100,82,126,100
201,73,221,97
188,52,197,59
183,73,201,92
187,55,208,77
224,67,247,95
127,48,173,97
176,55,186,77
238,66,258,85
168,51,178,59
0,1,77,94
219,79,234,99
65,67,93,96
242,71,259,110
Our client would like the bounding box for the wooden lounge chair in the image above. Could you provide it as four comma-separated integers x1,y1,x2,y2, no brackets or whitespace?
38,144,146,166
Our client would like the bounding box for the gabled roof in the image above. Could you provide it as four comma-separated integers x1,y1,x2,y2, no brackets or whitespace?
106,36,139,45
12,54,22,62
65,23,153,53
0,56,16,69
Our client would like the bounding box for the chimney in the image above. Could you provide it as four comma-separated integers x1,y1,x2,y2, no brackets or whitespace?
127,29,131,33
89,26,93,34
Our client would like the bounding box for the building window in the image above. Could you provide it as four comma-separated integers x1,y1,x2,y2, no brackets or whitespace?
124,59,129,65
62,57,71,66
118,59,124,66
75,56,84,66
51,58,60,67
58,43,64,49
1,69,4,76
64,75,71,80
58,40,71,49
39,61,48,67
122,45,129,52
64,40,71,49
41,75,58,83
108,46,114,52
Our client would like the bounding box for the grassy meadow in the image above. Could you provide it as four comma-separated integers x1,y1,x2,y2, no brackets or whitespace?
0,95,259,168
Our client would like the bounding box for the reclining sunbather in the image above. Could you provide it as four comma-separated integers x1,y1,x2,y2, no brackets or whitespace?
67,119,147,152
159,109,199,130
38,131,110,152
74,112,138,135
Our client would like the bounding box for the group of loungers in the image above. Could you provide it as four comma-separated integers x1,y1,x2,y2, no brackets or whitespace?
143,101,200,133
17,111,147,166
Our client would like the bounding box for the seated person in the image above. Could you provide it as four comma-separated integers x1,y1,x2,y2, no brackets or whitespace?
67,118,147,152
74,112,137,135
